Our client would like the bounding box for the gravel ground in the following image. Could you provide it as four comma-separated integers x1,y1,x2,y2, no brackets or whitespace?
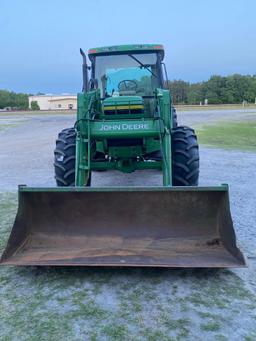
0,109,256,340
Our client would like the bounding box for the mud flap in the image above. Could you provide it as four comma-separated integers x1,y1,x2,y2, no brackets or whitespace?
0,185,246,267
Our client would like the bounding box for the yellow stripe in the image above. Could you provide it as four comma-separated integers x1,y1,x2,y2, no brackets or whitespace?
103,105,143,111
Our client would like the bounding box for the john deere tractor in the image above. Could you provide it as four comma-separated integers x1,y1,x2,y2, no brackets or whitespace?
0,44,245,268
54,44,199,187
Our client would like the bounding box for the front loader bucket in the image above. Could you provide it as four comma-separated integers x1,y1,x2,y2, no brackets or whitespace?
0,185,246,267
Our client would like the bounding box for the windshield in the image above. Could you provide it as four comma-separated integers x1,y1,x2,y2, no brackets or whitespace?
94,53,160,97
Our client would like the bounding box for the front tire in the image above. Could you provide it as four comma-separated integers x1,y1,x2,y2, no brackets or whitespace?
54,128,76,186
171,126,199,186
54,127,92,186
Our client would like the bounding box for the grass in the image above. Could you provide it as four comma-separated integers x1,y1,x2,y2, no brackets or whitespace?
176,104,256,111
200,321,221,332
196,120,256,151
0,124,18,132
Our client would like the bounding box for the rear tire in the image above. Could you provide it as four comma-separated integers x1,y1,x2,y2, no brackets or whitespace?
54,128,91,187
171,126,199,186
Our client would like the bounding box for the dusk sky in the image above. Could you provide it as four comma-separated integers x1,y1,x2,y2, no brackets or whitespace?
0,0,255,94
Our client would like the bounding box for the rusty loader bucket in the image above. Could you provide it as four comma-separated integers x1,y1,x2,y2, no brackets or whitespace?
0,185,246,267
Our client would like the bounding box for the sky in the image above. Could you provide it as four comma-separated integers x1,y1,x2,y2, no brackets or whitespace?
0,0,255,94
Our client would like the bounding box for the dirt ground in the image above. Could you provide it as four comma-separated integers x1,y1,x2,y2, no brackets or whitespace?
0,109,256,340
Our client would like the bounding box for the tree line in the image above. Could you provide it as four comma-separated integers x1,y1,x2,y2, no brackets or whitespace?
0,90,42,110
1,74,256,109
0,90,29,109
168,74,256,105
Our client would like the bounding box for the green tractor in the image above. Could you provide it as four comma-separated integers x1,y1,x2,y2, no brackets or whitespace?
54,44,199,188
0,44,246,268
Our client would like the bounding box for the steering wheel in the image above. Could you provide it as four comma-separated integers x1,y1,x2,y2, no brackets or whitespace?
118,80,138,91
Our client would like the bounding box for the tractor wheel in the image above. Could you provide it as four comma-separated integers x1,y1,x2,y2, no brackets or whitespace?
54,127,91,186
171,126,199,186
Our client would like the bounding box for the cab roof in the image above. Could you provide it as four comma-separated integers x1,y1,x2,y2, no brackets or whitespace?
88,44,164,60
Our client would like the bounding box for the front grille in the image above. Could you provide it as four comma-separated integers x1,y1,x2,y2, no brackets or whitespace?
104,108,143,115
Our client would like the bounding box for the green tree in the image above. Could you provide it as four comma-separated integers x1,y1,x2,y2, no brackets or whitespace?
0,90,11,108
168,74,256,105
204,75,226,104
0,90,29,109
187,83,205,104
31,100,40,110
168,80,189,104
16,93,29,109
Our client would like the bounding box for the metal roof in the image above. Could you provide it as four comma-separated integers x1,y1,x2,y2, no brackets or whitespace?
88,44,164,59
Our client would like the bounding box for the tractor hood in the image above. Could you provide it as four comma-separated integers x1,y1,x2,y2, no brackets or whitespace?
102,96,144,114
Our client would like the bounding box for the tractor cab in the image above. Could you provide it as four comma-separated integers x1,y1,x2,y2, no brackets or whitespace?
84,44,166,117
88,44,165,98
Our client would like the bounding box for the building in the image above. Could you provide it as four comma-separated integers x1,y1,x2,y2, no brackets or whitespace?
29,94,77,110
